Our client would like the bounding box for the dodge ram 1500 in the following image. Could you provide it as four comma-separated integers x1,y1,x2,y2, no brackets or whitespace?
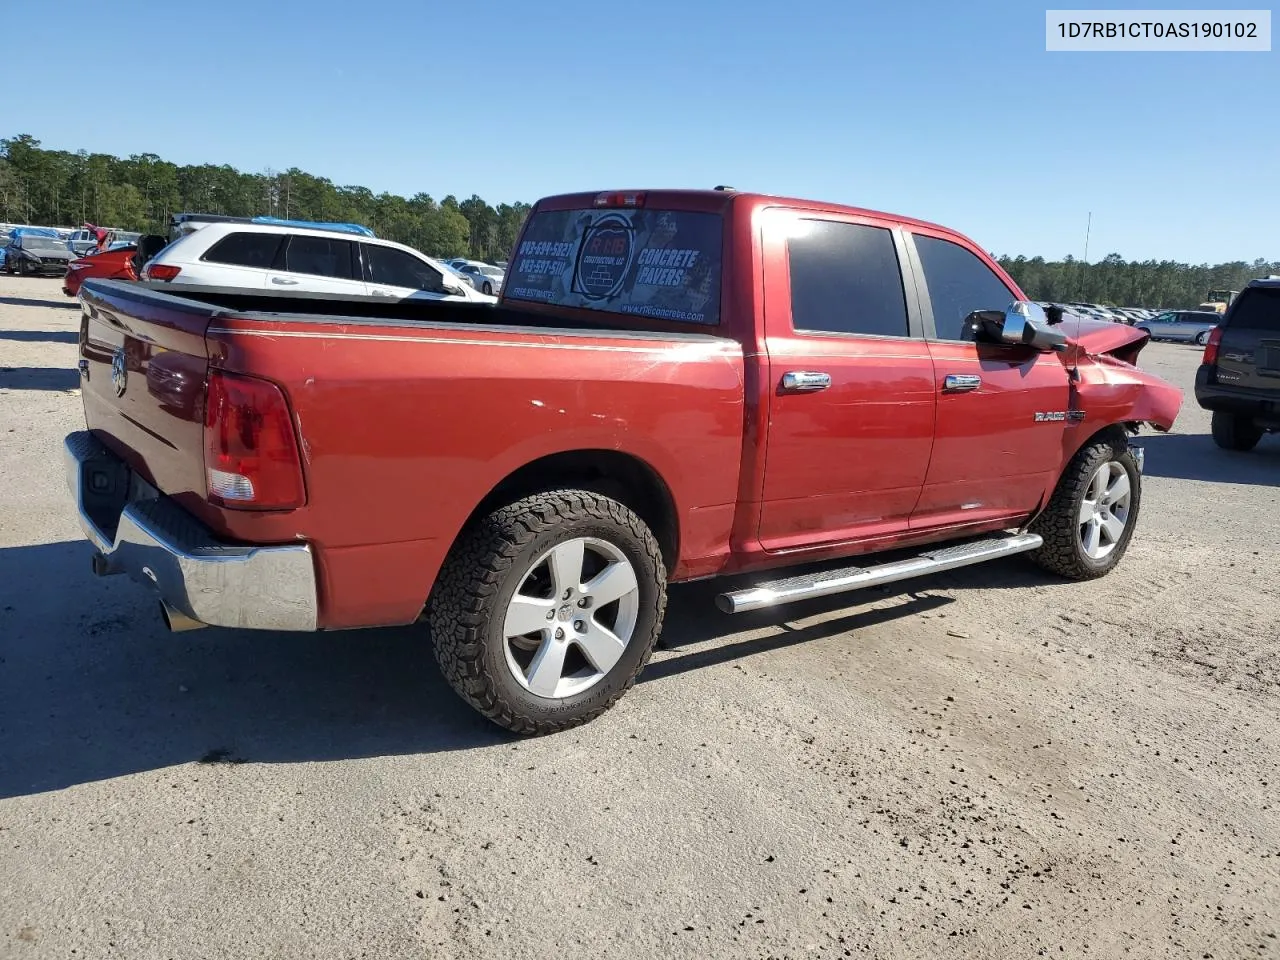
65,187,1182,733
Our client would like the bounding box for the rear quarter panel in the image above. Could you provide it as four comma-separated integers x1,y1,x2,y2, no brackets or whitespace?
204,317,746,629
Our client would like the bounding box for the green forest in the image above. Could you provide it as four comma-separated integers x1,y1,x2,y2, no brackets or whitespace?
2,133,1276,307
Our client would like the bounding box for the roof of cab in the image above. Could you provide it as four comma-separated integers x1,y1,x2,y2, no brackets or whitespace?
534,188,966,240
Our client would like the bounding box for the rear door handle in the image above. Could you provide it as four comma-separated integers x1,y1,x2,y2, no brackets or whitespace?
271,276,298,285
942,374,982,393
780,371,832,392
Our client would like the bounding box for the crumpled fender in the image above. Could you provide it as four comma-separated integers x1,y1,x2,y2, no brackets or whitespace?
1059,320,1183,462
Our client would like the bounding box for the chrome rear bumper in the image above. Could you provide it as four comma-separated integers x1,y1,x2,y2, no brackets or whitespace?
64,431,318,631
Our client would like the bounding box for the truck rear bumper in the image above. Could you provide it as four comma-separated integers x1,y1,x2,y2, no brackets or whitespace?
64,431,319,631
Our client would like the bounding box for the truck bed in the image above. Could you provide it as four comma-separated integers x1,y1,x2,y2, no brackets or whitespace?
76,279,747,630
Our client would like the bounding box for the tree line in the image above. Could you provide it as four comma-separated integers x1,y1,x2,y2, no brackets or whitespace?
996,252,1278,310
3,134,1276,304
0,134,528,262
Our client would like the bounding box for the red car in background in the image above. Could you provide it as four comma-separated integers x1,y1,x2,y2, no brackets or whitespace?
63,245,138,298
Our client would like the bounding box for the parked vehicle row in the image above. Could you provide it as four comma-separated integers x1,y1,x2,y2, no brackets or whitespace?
65,185,1181,735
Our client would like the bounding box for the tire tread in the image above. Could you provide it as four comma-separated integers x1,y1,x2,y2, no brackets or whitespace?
428,489,666,736
1029,433,1141,581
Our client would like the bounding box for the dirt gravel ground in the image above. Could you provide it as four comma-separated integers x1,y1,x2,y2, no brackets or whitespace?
0,274,1277,959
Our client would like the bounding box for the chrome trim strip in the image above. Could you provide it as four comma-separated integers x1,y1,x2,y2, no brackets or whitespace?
206,327,742,355
64,432,319,631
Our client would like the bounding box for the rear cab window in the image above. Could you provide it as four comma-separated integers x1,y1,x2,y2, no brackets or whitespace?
504,198,724,326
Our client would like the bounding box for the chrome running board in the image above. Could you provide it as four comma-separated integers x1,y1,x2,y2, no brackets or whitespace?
715,533,1043,614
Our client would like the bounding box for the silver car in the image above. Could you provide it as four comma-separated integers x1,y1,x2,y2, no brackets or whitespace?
1136,310,1220,345
456,261,505,296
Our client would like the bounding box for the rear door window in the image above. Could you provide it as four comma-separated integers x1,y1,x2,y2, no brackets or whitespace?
786,220,909,337
505,206,723,325
282,235,354,279
201,232,282,268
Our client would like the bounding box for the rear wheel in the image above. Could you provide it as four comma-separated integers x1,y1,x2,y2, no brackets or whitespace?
1028,434,1142,580
428,490,667,735
1211,411,1263,451
1195,329,1211,346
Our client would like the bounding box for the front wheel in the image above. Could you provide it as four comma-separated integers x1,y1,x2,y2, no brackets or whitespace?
428,490,667,735
1195,329,1211,346
1028,434,1142,580
482,281,493,296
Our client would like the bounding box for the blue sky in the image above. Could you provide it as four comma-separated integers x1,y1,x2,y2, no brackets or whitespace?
8,0,1276,263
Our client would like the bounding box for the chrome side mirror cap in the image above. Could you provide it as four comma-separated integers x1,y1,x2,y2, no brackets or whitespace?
1002,301,1068,352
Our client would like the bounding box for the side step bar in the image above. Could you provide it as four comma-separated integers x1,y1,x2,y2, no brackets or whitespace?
715,533,1043,614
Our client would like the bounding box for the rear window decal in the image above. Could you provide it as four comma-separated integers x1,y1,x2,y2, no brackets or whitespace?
505,208,723,325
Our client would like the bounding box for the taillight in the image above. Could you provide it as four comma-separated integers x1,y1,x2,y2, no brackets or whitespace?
1202,326,1223,366
593,191,646,208
204,370,305,510
146,263,181,281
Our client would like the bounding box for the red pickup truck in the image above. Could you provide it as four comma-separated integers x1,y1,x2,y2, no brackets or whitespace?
65,188,1182,734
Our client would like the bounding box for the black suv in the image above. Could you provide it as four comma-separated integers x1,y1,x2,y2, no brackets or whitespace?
1195,278,1280,451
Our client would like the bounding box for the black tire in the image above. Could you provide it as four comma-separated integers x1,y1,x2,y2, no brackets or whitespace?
1211,410,1263,451
428,490,667,735
1195,330,1211,346
1028,433,1142,580
482,281,493,296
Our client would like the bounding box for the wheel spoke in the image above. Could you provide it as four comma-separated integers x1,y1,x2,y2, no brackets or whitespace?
1082,517,1101,557
576,621,627,674
504,595,554,638
547,539,586,596
1089,467,1108,501
1078,497,1097,525
583,560,638,607
525,637,569,697
1101,512,1126,544
1104,470,1130,505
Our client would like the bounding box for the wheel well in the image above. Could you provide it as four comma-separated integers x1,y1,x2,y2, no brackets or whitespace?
463,450,679,569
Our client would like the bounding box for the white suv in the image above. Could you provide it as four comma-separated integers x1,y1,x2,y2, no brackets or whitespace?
140,223,495,303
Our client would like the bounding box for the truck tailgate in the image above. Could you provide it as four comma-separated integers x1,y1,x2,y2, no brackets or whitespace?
78,280,217,511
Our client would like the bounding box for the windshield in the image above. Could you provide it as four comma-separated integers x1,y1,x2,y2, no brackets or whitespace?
23,237,64,251
505,206,724,325
479,265,503,276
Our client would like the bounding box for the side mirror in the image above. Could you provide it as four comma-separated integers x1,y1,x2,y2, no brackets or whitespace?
965,302,1068,352
998,301,1068,352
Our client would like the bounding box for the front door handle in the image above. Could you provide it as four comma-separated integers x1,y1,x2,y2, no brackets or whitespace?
942,374,982,393
780,371,832,392
271,276,298,285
